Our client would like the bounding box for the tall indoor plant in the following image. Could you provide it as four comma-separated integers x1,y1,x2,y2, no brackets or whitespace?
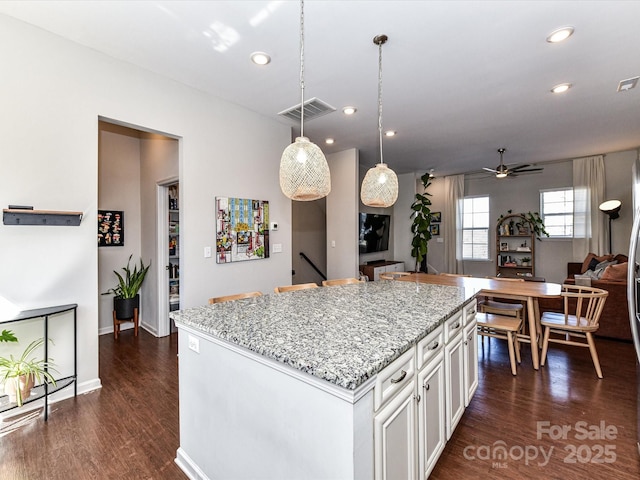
103,255,151,320
0,338,57,406
410,172,433,272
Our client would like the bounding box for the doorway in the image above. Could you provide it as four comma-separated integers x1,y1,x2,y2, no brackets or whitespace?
98,118,179,338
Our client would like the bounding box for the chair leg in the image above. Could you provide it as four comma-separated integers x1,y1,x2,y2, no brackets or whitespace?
586,332,603,379
112,310,118,340
514,332,522,364
133,307,139,337
540,326,551,367
506,332,517,376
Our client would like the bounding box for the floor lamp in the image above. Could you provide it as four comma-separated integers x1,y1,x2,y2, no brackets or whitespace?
599,200,622,253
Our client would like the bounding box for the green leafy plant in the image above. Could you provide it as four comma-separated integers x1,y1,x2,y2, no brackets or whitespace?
0,338,57,406
410,172,433,272
522,257,531,263
0,330,18,343
497,210,549,240
103,255,151,298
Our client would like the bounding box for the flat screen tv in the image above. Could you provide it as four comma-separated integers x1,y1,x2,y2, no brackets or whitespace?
359,213,390,253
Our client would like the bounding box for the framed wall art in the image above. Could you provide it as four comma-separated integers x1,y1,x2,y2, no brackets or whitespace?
430,223,440,236
431,211,441,223
216,197,269,263
98,210,124,246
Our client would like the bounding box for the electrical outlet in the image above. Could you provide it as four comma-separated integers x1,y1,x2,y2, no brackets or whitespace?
188,334,200,353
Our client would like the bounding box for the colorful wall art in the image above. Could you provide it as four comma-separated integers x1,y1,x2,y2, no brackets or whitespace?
98,210,124,246
216,197,269,263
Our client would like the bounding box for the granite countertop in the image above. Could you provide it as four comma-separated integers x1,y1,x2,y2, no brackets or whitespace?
170,281,476,390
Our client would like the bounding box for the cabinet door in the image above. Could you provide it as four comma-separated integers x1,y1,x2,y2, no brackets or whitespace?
445,331,464,440
463,321,478,407
389,261,405,272
374,381,417,480
417,352,445,479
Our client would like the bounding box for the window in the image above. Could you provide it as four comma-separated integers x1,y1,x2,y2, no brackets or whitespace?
540,188,573,237
462,196,489,260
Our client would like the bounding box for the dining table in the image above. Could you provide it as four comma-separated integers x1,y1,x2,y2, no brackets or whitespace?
397,273,563,370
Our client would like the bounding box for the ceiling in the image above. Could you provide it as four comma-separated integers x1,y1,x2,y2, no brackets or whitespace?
2,0,640,177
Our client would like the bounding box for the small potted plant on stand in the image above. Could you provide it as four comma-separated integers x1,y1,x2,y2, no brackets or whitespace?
0,338,57,406
103,255,151,322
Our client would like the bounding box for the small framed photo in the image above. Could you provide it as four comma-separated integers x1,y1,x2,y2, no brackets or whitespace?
430,224,440,236
431,211,441,223
500,242,509,251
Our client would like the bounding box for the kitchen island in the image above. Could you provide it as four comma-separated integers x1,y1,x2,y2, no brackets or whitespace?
170,280,479,479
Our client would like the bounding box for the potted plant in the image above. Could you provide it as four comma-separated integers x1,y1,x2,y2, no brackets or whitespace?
521,257,531,267
410,172,433,272
103,255,151,320
0,338,57,406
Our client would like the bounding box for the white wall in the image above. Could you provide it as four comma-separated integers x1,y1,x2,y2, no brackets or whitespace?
326,149,359,280
0,15,291,394
393,173,418,272
139,132,179,336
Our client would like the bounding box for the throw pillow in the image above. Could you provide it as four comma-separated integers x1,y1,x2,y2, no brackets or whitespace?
614,254,629,264
580,253,613,274
601,262,628,281
592,260,617,279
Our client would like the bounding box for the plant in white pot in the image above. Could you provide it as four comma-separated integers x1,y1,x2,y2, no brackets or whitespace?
103,255,151,320
0,338,57,406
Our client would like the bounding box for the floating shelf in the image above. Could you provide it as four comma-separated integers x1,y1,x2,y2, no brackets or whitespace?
3,209,83,226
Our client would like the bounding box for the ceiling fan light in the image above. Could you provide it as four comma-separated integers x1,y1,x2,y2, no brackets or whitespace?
547,26,574,43
280,137,331,201
496,171,508,179
361,163,398,207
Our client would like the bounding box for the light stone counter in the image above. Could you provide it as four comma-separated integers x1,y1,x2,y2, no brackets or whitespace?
170,280,477,390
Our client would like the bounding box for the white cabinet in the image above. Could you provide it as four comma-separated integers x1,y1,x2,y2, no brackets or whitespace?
463,320,478,407
417,351,446,479
444,327,464,440
374,381,417,480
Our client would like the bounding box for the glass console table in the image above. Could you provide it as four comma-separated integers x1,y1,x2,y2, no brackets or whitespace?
0,304,77,420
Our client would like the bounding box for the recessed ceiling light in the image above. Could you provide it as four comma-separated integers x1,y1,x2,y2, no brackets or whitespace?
250,51,271,65
325,138,335,144
551,83,572,94
547,26,574,43
384,130,396,137
342,106,357,115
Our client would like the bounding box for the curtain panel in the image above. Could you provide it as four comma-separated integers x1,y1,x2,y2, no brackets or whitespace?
572,155,606,259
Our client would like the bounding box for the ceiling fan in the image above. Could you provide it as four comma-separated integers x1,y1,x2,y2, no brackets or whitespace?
482,148,544,178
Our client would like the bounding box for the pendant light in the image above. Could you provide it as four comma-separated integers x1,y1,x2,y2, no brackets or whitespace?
360,34,398,208
279,0,331,201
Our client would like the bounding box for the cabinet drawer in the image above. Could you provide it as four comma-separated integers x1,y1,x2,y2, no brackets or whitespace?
374,348,415,411
444,311,463,344
416,325,443,370
463,299,477,326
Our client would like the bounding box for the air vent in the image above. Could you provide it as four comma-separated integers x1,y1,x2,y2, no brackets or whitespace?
617,76,639,92
278,97,336,122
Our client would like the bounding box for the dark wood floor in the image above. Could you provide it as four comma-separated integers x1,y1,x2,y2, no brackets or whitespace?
0,329,638,479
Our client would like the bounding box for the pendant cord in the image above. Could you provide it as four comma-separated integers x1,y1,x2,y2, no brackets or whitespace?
378,40,384,165
299,0,305,138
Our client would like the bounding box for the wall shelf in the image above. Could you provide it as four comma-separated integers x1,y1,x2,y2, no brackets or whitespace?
3,209,83,226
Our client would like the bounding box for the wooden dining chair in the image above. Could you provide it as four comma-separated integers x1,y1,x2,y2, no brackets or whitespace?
209,291,263,304
479,277,526,321
274,283,318,293
378,272,411,280
540,284,609,378
476,312,523,375
322,278,363,286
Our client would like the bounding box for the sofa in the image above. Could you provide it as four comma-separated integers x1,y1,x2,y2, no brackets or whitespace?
537,253,631,341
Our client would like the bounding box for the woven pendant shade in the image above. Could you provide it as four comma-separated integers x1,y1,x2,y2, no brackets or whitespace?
280,136,331,201
360,162,398,208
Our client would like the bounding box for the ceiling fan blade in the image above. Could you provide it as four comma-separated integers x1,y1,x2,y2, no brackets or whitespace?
482,167,498,173
514,167,544,173
509,164,532,172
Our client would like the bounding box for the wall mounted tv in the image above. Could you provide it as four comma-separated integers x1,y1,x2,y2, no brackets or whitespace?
359,213,391,254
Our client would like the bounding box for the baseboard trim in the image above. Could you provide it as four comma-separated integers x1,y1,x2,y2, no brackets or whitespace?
175,448,210,480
